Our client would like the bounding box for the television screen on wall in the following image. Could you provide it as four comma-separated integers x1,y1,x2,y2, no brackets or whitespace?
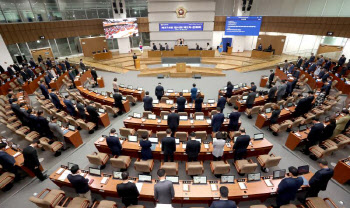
225,16,262,36
103,18,138,39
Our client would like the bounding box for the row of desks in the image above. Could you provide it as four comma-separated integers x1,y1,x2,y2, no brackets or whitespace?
158,92,204,103
118,87,145,101
148,50,215,58
50,167,312,204
255,106,296,129
333,157,350,184
152,103,217,116
22,74,45,94
94,137,273,160
49,72,69,90
235,95,268,112
218,86,251,98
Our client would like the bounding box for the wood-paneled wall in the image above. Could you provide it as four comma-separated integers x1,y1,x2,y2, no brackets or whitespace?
0,19,104,45
137,17,149,32
80,37,108,57
256,35,286,55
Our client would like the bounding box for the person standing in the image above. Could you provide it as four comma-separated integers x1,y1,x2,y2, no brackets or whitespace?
273,166,303,208
167,107,179,137
23,140,47,181
250,82,257,92
212,107,225,132
67,165,92,203
226,81,233,98
233,128,250,161
190,83,198,102
36,110,53,138
48,116,67,151
217,95,227,113
162,129,176,162
49,88,63,110
332,109,350,137
117,171,140,207
63,95,76,116
269,104,281,135
91,68,98,87
176,92,186,112
76,101,87,120
112,78,118,93
210,186,237,208
276,80,287,101
140,135,152,160
106,128,122,156
0,143,20,181
185,132,201,162
268,70,275,88
143,91,153,111
79,59,86,71
301,118,324,155
65,57,71,70
246,90,256,112
195,93,203,112
155,83,164,101
113,89,124,115
86,101,99,130
212,132,226,161
267,83,277,102
39,80,50,99
228,107,240,132
154,169,175,204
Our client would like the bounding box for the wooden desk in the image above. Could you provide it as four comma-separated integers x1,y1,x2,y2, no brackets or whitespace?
251,50,273,59
118,87,145,101
333,157,350,184
5,147,42,177
77,86,130,113
255,106,296,129
188,50,201,57
50,167,311,205
147,50,215,58
0,78,16,95
218,86,251,98
163,92,204,103
174,46,189,56
260,76,268,87
74,70,92,86
235,95,268,112
22,74,45,94
97,77,105,88
201,50,215,57
99,113,110,127
227,47,232,54
123,117,240,134
148,51,162,57
93,52,113,60
95,137,272,160
49,72,69,90
64,130,83,148
152,103,217,116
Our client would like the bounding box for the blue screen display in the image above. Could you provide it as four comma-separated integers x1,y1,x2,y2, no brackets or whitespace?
159,23,204,32
225,16,262,36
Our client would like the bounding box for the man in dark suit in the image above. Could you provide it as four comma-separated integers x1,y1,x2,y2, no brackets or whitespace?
296,56,303,68
68,69,76,88
246,90,256,111
76,101,87,120
113,89,124,115
293,94,307,117
268,70,275,88
86,101,99,130
303,159,334,200
338,54,346,66
185,132,201,162
117,171,140,207
167,107,179,137
317,68,325,79
268,83,277,102
176,92,186,112
210,186,237,208
152,43,157,51
11,100,23,122
228,107,241,132
155,82,164,101
301,118,324,155
321,71,330,82
305,91,315,112
60,61,67,73
273,166,303,208
63,95,76,116
217,95,226,113
50,88,63,110
307,62,316,74
36,110,53,138
309,53,315,62
233,128,250,161
0,143,20,181
250,82,257,92
102,47,108,53
13,62,21,73
285,81,293,96
44,74,51,88
212,107,225,132
322,80,332,96
143,91,153,111
106,128,122,156
25,67,35,79
55,65,62,76
7,65,15,77
162,129,176,162
324,58,332,70
67,165,92,203
23,141,47,181
46,58,52,68
79,59,86,71
65,58,71,70
288,62,295,73
20,69,28,81
91,68,98,87
29,58,36,67
302,58,309,69
0,64,4,73
293,69,300,79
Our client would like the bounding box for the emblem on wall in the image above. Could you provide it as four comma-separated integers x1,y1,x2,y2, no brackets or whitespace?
176,7,187,18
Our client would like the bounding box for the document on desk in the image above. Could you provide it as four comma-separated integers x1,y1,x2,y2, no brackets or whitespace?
204,144,209,149
58,170,71,181
100,177,109,184
206,119,211,124
264,179,273,187
136,183,143,193
301,176,309,186
183,184,189,191
99,137,105,142
13,152,21,158
182,144,186,149
211,184,218,191
238,182,247,190
56,168,65,174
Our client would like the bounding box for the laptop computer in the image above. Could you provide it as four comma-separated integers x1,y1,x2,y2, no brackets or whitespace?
89,167,101,176
247,173,261,182
299,125,307,131
193,176,207,185
254,133,264,140
166,176,179,184
152,100,159,104
167,89,174,93
265,108,271,113
233,85,239,89
148,114,156,120
166,100,174,105
182,89,189,93
127,85,133,89
273,169,286,179
297,165,309,175
242,96,248,100
207,99,215,104
180,116,188,120
138,174,152,183
113,171,122,179
133,112,141,118
195,115,204,120
128,135,138,142
220,175,235,184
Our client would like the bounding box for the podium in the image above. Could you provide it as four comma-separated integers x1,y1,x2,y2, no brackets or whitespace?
134,59,140,69
176,63,186,72
174,46,189,56
227,46,232,54
97,77,105,88
260,76,268,87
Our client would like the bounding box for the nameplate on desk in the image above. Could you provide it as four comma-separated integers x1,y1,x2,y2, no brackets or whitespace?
210,184,218,191
238,182,247,190
13,152,21,157
99,137,105,142
99,190,105,192
56,168,65,174
242,195,248,198
141,124,144,126
264,179,273,187
250,148,255,151
101,176,109,184
184,197,189,200
183,184,190,192
295,133,301,137
204,144,209,149
229,151,233,153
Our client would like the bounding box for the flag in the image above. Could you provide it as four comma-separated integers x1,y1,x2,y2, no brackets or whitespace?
218,41,223,53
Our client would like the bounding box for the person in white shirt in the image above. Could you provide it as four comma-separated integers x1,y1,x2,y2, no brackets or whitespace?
112,78,118,93
314,65,321,77
207,43,211,50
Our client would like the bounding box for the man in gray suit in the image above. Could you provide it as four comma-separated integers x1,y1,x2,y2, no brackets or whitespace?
246,90,256,109
48,116,67,150
276,80,287,101
154,169,174,204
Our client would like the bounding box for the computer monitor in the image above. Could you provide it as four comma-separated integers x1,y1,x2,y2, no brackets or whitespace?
89,167,101,176
182,89,189,93
180,116,188,120
127,85,133,89
163,115,168,120
273,169,286,179
99,108,105,113
297,165,309,175
152,100,159,104
166,176,179,184
138,174,152,182
193,176,207,184
68,162,77,170
57,120,62,127
148,114,156,120
220,175,235,183
247,173,261,182
167,89,174,93
265,108,271,113
195,115,204,120
113,171,122,179
101,92,107,96
242,96,248,100
119,84,125,88
137,87,143,91
299,125,307,131
233,85,239,89
47,117,51,122
207,99,215,104
68,125,76,131
148,137,158,143
254,133,264,140
133,112,141,118
166,100,174,105
287,102,293,107
128,135,138,142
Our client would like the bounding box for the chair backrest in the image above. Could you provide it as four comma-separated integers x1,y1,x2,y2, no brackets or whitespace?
142,111,152,118
87,154,103,165
160,111,169,119
261,103,273,112
137,129,149,138
120,128,134,138
160,97,169,103
39,138,53,152
279,122,290,131
303,115,315,125
276,100,285,106
240,162,258,173
178,112,188,117
77,120,90,130
250,106,261,114
156,131,167,142
68,117,79,127
134,160,151,172
104,105,116,114
322,146,338,157
331,80,338,87
210,110,218,117
264,156,282,168
175,132,188,142
291,117,304,128
228,95,239,104
110,158,129,169
241,92,248,97
213,162,230,175
126,95,136,103
187,162,203,175
303,78,308,84
94,102,103,109
193,112,204,119
300,74,305,80
195,131,207,142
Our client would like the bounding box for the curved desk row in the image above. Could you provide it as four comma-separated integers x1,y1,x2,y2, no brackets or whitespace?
49,72,69,90
235,95,268,112
161,92,205,103
117,87,145,101
74,70,91,86
255,106,296,129
123,117,241,133
50,167,312,205
218,86,251,98
152,103,217,116
77,86,131,113
94,137,273,160
22,74,45,94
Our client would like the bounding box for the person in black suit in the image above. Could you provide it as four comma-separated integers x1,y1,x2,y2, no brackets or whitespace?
11,100,22,121
36,110,53,138
226,81,233,98
25,67,35,79
176,92,186,112
233,127,250,161
305,91,315,112
152,43,157,51
27,108,37,131
23,141,47,181
338,54,346,66
293,69,300,79
228,107,240,132
46,58,52,68
44,73,51,89
117,171,140,207
7,65,15,77
285,81,293,97
20,69,28,81
155,83,164,101
296,56,303,68
270,104,281,135
217,95,226,113
65,58,71,70
246,90,256,113
113,89,124,116
63,95,76,116
106,128,122,156
68,69,76,88
293,94,307,117
250,82,257,92
212,107,225,132
185,132,201,162
79,59,86,71
301,159,334,202
60,61,67,73
267,83,277,102
143,91,153,111
321,117,336,143
210,186,237,208
301,118,324,155
0,64,5,73
55,65,62,76
13,62,21,73
167,107,179,137
86,101,99,130
268,70,275,88
49,88,63,110
91,68,98,87
140,135,152,160
195,93,203,112
0,143,20,181
102,47,108,53
162,129,176,162
67,165,92,203
76,101,87,120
